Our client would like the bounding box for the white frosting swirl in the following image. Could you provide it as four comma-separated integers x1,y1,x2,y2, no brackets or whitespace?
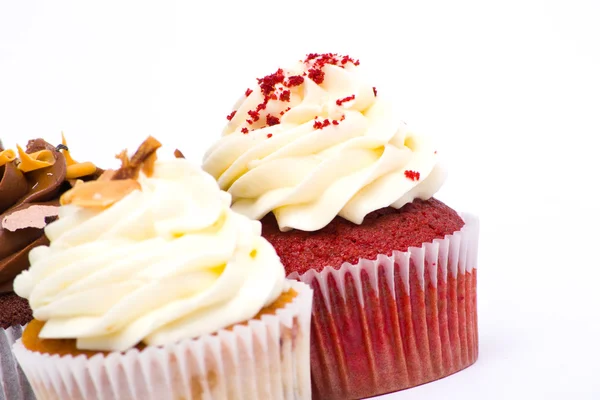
13,159,286,351
203,55,446,232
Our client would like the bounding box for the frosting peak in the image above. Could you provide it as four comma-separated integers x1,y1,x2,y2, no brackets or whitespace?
14,152,287,351
203,53,446,231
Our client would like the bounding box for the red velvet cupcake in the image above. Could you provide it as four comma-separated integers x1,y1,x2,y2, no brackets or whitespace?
203,53,479,399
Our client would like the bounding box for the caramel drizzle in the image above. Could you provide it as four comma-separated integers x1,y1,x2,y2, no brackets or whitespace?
0,134,98,181
61,133,97,179
16,146,55,172
0,149,16,167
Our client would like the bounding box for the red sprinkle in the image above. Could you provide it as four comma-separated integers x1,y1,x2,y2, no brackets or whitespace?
243,54,360,130
279,90,291,102
336,94,355,106
308,68,325,84
267,133,273,138
248,110,260,122
305,53,320,62
332,120,339,125
304,53,359,68
266,114,280,126
226,110,237,121
404,170,421,181
258,68,285,96
313,118,331,129
373,87,378,96
241,127,249,134
302,54,360,86
280,107,291,116
286,75,304,87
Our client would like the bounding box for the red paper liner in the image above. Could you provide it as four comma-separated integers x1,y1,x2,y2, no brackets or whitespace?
289,213,479,400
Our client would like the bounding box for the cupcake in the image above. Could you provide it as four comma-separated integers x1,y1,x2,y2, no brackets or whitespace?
203,53,479,399
0,136,99,399
12,137,313,400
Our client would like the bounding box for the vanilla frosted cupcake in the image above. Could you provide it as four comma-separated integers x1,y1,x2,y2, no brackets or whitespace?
12,138,313,400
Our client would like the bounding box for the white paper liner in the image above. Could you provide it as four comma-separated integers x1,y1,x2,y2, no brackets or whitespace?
13,280,312,400
290,213,479,311
289,212,479,399
0,325,35,400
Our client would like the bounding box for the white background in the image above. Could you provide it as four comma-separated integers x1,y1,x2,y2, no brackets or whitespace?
1,1,600,398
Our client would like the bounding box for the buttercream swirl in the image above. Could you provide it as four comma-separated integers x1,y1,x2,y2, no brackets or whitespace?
14,159,286,352
203,53,446,232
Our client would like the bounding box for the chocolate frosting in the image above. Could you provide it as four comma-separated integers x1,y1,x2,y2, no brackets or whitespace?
0,139,70,291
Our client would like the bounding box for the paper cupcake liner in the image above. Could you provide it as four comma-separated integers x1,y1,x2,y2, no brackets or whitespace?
13,280,313,400
289,213,479,400
0,325,36,400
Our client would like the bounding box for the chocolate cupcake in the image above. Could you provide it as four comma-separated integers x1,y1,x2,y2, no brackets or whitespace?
12,138,313,400
203,53,480,399
0,136,98,399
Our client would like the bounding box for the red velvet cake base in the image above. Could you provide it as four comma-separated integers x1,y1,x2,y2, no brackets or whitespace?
261,199,479,400
261,198,465,275
0,292,32,330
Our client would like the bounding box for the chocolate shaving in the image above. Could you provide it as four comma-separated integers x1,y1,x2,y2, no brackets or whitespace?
60,179,141,208
141,151,158,177
174,149,185,159
59,137,161,209
2,204,59,232
113,136,162,180
98,169,117,181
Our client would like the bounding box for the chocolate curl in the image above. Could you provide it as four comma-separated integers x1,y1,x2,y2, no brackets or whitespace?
113,136,162,180
0,163,28,213
174,149,185,159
